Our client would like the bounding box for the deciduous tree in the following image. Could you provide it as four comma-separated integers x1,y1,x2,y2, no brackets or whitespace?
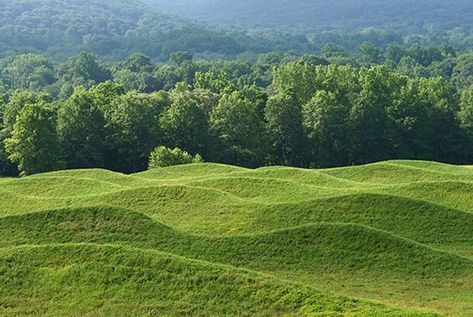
5,102,63,175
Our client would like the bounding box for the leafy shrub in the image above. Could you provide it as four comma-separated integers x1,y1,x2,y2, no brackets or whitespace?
148,146,203,168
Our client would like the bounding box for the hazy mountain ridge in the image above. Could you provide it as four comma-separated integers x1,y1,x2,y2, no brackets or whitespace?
0,0,183,58
149,0,473,32
0,0,305,60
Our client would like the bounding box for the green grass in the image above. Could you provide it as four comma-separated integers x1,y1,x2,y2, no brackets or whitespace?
1,160,473,316
0,244,431,317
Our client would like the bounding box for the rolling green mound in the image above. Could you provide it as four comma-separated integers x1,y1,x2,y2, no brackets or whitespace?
2,206,470,278
2,244,422,317
1,160,473,315
321,162,473,184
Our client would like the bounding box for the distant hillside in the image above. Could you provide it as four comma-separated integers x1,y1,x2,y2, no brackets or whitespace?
2,0,472,61
0,0,306,60
150,0,473,33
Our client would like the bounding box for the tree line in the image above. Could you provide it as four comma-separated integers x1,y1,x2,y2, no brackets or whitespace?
3,43,473,97
2,51,473,175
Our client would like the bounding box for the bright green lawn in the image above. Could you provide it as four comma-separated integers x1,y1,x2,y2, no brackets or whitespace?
1,160,473,316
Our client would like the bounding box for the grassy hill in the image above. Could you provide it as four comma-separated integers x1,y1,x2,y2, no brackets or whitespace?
1,160,473,315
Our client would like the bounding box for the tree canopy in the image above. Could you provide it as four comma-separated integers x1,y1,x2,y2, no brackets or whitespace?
1,46,473,175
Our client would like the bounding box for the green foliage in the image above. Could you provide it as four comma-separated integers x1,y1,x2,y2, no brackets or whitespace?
148,146,203,168
151,0,473,35
210,90,267,167
0,56,471,174
58,52,112,89
1,90,50,138
160,89,209,155
303,91,350,167
3,0,473,71
358,42,384,65
89,81,126,110
170,51,193,65
0,141,17,176
271,61,319,105
2,54,55,91
194,71,235,94
122,53,153,72
452,53,473,89
112,54,158,92
0,0,321,62
57,87,106,169
387,79,433,158
4,102,62,175
322,43,350,59
459,84,473,134
265,93,306,165
105,91,167,172
2,46,473,174
349,66,392,164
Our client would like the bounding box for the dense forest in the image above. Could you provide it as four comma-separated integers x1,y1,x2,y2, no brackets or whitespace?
151,0,473,33
3,0,473,176
6,0,473,63
2,42,473,176
0,0,315,61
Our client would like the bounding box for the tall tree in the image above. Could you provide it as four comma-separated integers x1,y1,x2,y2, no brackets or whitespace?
1,90,49,138
4,54,55,91
5,102,62,175
459,84,473,135
194,71,235,95
210,90,267,167
57,87,106,169
350,67,393,164
0,94,17,176
459,84,473,159
418,76,463,162
89,81,126,112
271,61,319,106
122,53,153,72
105,91,167,172
265,92,306,166
452,53,473,90
160,90,209,156
302,90,351,167
387,78,434,159
58,52,112,96
114,54,158,93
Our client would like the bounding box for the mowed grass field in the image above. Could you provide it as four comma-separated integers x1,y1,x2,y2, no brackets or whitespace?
1,160,473,316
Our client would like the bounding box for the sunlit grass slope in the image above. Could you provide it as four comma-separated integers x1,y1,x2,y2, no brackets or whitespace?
0,243,432,317
1,160,473,316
